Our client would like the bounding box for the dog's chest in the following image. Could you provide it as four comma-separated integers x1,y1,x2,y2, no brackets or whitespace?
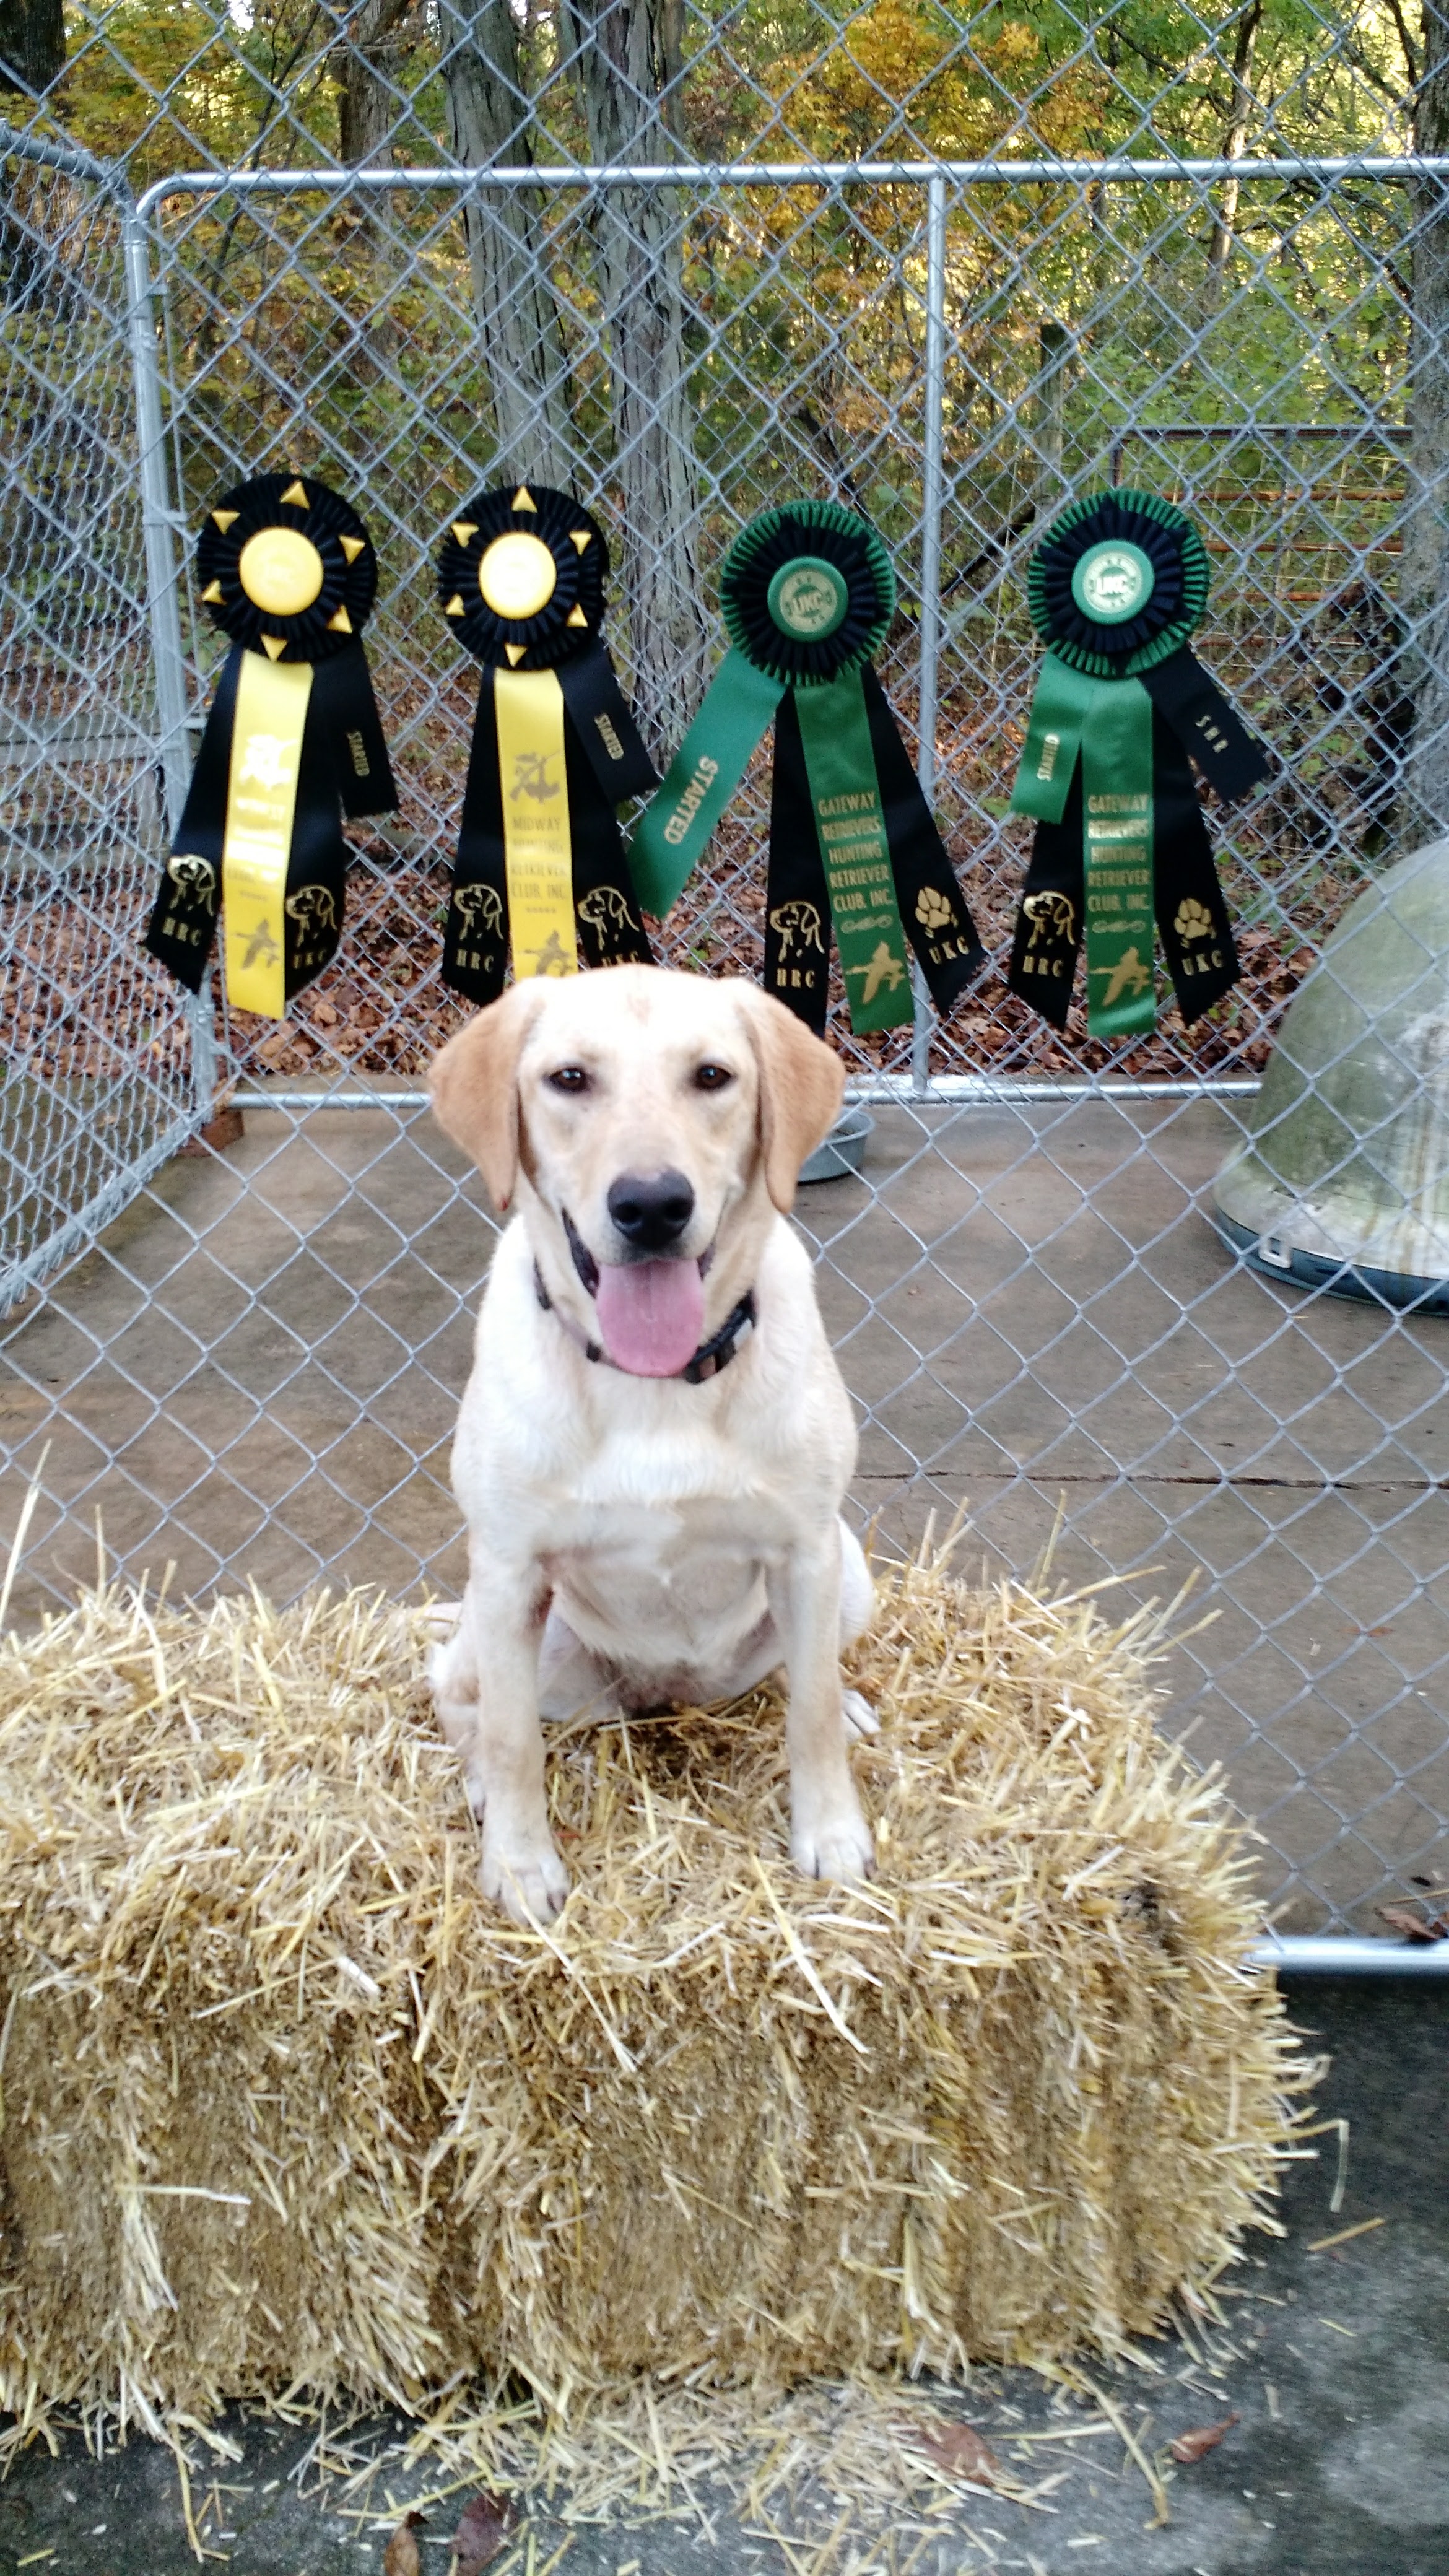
542,1479,784,1583
540,1485,781,1654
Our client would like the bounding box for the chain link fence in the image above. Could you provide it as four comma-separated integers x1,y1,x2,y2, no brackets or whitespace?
0,128,205,1308
3,0,1449,1934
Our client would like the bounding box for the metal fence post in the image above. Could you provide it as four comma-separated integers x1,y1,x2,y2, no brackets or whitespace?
121,202,212,1110
912,170,948,1095
121,205,191,837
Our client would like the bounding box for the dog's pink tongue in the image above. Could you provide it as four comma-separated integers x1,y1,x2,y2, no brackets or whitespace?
594,1258,705,1377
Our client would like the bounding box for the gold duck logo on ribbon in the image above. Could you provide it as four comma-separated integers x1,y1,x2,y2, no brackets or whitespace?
629,500,983,1037
144,474,397,1019
1006,489,1271,1042
437,483,659,1003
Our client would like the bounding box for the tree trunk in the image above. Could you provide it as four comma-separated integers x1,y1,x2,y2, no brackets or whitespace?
1205,0,1263,294
333,0,417,365
0,0,63,95
1,0,65,315
1401,0,1449,841
1033,320,1071,508
567,0,710,747
438,0,573,489
336,0,412,167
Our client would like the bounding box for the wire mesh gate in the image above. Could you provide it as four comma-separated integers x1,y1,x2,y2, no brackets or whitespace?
2,136,1448,1934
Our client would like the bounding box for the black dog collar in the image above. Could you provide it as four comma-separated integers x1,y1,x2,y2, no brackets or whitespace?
533,1264,756,1385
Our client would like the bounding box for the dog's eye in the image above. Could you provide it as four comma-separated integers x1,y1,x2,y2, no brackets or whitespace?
547,1066,591,1095
694,1063,733,1092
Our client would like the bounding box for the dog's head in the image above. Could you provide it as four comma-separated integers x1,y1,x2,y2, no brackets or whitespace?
429,965,843,1377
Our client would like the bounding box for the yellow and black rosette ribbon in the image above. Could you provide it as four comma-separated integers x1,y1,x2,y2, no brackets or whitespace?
438,482,658,1001
631,502,982,1036
144,472,397,1019
1007,489,1271,1041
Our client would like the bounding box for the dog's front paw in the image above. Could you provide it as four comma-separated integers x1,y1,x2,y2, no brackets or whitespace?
842,1689,879,1739
791,1785,875,1886
482,1822,571,1926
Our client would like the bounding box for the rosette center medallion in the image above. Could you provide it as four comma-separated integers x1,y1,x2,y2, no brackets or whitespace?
238,527,325,619
479,532,558,621
768,559,848,642
1071,542,1154,626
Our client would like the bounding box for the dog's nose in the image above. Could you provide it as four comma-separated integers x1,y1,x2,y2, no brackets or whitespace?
607,1168,695,1253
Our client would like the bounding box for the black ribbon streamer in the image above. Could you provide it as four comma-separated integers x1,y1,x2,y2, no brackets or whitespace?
1139,643,1272,804
438,483,657,1006
446,666,658,994
633,499,983,1037
1007,708,1240,1030
1006,487,1271,1039
765,668,985,1035
144,472,396,1006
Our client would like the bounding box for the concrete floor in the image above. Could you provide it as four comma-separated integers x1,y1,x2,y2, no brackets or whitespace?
1,1975,1444,2576
2,1099,1447,2566
1,1091,1447,1926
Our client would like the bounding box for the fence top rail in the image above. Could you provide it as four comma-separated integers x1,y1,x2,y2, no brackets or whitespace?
135,152,1449,222
227,1074,1264,1112
0,117,125,191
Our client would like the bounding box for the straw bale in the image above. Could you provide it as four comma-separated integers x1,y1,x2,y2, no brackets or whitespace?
0,1549,1311,2439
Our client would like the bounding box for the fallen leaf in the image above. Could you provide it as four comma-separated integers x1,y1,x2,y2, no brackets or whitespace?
451,2489,518,2575
178,1103,245,1159
1170,2410,1240,2464
909,2417,1004,2486
383,2510,425,2576
1377,1904,1445,1943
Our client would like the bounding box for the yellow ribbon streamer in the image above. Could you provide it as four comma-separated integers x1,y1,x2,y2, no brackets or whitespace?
222,651,313,1019
494,667,577,980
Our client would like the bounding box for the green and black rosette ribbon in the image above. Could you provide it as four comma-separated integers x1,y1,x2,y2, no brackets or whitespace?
144,472,396,1020
630,502,983,1035
1007,489,1271,1040
438,482,658,1000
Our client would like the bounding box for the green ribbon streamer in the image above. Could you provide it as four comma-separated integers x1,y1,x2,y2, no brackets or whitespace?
1080,677,1155,1040
1010,651,1157,1037
794,669,913,1032
629,650,785,917
1009,650,1095,825
630,642,917,1033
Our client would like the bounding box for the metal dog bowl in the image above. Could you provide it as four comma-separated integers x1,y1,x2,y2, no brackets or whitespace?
799,1105,874,1184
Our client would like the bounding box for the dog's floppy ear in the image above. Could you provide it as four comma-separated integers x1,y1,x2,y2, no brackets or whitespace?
738,986,846,1214
429,983,544,1211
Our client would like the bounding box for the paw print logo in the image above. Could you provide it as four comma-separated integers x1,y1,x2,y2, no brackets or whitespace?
1175,897,1214,945
916,886,954,933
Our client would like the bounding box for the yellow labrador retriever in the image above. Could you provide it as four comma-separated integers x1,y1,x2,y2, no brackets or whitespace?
427,962,876,1925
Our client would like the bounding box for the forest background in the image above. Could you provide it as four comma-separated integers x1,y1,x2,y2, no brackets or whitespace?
3,0,1449,1081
